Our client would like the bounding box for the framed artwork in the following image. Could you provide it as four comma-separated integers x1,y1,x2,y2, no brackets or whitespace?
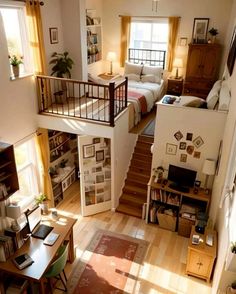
179,37,188,46
96,174,104,184
193,136,204,148
166,143,177,155
83,144,95,158
174,131,183,141
179,142,186,150
227,26,236,76
187,145,194,155
180,154,187,163
186,133,193,141
93,137,100,144
96,150,104,162
49,27,58,44
192,18,209,43
193,151,201,158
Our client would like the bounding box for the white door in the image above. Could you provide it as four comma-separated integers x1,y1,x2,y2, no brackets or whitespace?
78,135,111,216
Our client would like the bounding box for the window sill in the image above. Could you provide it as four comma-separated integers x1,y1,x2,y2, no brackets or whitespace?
10,72,34,81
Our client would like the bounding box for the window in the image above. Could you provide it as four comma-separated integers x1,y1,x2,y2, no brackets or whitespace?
130,18,169,51
11,137,40,210
0,3,32,76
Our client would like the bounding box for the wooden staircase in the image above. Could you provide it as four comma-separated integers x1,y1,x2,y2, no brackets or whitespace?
116,135,154,218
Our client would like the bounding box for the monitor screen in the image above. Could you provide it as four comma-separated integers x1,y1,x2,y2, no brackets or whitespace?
168,164,197,188
25,206,41,233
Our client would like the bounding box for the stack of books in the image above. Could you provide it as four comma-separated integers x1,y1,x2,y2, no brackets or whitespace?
0,235,14,262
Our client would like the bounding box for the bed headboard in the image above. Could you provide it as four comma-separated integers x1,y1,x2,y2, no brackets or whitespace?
128,48,166,69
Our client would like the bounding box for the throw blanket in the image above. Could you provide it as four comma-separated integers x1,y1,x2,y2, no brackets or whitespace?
128,90,147,113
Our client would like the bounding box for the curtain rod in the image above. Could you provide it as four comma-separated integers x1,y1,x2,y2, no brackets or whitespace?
13,0,44,5
118,15,181,19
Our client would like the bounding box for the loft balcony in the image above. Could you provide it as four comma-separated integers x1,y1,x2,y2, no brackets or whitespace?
36,75,128,127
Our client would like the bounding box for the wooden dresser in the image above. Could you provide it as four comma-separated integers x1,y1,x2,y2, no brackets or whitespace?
183,43,221,99
186,225,217,282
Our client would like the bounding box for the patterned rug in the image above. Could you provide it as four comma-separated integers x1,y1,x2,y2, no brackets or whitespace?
67,230,149,294
141,119,155,136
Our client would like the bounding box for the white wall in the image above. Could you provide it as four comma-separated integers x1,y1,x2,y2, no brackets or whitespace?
152,104,227,186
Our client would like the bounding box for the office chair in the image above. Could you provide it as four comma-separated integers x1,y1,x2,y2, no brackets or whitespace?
43,240,69,292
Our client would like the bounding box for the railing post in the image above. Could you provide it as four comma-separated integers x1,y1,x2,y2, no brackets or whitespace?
40,77,45,112
124,77,128,108
109,82,115,127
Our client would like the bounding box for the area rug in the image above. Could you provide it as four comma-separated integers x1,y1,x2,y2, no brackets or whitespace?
67,230,149,294
141,119,155,136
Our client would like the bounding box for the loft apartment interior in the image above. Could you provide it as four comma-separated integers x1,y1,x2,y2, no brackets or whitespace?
0,0,236,293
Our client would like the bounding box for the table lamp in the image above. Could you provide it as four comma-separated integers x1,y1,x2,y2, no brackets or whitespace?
6,204,22,231
173,58,183,79
106,51,117,75
202,159,216,191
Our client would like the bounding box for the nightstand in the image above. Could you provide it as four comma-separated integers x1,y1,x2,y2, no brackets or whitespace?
186,226,217,282
98,73,120,80
167,77,183,96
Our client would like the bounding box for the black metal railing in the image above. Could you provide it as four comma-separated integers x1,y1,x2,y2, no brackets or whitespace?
36,76,128,127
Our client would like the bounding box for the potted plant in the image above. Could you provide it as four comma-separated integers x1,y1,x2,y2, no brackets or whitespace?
49,51,74,78
229,281,236,293
35,193,49,215
208,28,219,43
226,241,236,272
9,55,23,77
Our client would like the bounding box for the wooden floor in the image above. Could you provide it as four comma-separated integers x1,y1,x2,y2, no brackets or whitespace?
54,180,212,294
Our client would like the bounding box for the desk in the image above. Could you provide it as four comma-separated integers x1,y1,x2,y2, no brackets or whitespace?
0,214,77,294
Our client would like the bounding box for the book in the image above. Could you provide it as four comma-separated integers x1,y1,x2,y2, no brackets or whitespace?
12,253,34,270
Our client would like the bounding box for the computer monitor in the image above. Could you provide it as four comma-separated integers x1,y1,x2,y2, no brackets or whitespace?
25,206,41,233
168,164,197,188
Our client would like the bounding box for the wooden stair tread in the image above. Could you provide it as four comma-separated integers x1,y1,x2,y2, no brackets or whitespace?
120,193,146,204
127,171,150,180
123,184,147,194
116,203,142,218
138,135,154,144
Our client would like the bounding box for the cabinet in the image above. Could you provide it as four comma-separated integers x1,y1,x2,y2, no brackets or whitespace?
146,177,210,235
87,25,102,64
167,78,183,96
183,44,221,99
0,143,19,200
186,226,217,282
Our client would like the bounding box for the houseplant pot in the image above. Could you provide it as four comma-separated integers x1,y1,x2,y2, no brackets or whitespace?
208,27,219,44
35,193,49,215
9,55,23,77
225,242,236,272
12,65,20,77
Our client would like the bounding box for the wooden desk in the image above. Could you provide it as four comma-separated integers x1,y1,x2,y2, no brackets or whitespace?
0,214,77,294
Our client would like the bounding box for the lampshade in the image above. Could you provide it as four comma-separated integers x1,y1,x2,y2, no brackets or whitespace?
173,58,183,68
106,52,117,62
6,205,22,219
202,159,216,176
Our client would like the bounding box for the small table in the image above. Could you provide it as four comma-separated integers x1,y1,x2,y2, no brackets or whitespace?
98,72,120,80
186,225,217,282
0,214,77,294
167,77,183,96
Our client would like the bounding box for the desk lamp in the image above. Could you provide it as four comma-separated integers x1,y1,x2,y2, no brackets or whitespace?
6,204,22,231
202,159,216,192
173,58,183,79
106,51,117,75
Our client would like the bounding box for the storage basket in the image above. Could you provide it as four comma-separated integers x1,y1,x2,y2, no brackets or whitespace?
178,217,196,237
157,207,176,232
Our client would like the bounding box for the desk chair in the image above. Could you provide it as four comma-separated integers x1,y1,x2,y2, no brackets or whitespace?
43,240,69,292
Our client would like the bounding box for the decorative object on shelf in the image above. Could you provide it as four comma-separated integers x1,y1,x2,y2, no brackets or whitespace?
6,205,22,231
35,193,49,215
49,27,58,44
208,27,219,43
227,26,236,76
192,18,209,44
202,159,216,191
50,51,74,78
153,166,164,183
106,51,117,75
9,54,23,77
173,57,183,79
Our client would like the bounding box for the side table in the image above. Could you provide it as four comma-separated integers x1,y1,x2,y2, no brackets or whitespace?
167,77,183,96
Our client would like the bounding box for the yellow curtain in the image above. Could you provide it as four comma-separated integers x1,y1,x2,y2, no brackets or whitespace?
120,16,131,67
26,0,47,75
35,128,53,206
167,17,180,72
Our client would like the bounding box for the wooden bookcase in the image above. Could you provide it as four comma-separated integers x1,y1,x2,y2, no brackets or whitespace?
0,142,19,200
146,176,211,236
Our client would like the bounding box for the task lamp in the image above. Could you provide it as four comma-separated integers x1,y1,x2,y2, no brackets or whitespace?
6,204,22,231
202,159,216,191
173,58,183,79
106,51,117,75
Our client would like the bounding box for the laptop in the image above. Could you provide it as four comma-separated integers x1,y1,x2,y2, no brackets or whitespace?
25,206,54,240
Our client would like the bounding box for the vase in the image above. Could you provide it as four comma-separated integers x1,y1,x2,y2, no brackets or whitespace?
12,65,19,77
211,36,216,44
40,201,49,215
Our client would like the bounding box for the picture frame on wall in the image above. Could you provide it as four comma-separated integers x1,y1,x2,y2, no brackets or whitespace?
49,27,58,44
166,143,177,155
83,144,95,158
192,18,209,44
96,150,104,162
227,26,236,76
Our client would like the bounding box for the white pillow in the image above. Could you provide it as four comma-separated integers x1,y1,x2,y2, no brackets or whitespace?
218,80,231,111
125,73,140,82
124,61,143,75
206,80,222,109
141,74,157,83
142,65,163,83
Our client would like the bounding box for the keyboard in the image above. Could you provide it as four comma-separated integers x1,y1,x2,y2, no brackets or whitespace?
32,224,54,240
